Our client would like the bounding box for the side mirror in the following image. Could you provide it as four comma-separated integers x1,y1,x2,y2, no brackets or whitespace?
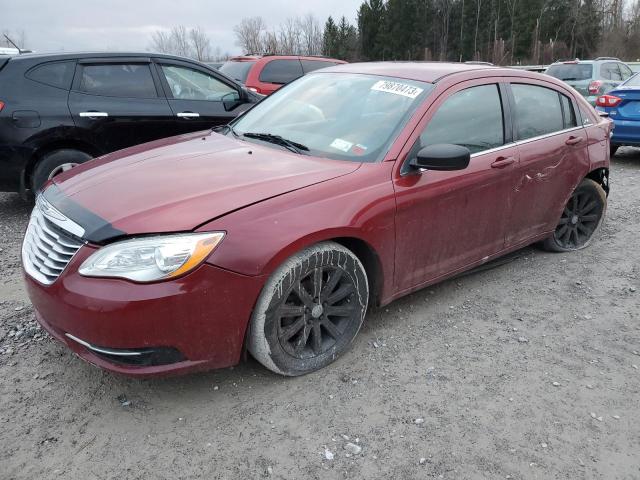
409,144,471,171
222,91,242,112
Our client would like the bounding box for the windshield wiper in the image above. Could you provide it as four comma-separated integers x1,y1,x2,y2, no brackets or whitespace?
241,132,309,154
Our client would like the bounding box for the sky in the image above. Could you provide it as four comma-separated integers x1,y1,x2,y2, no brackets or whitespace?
2,0,362,55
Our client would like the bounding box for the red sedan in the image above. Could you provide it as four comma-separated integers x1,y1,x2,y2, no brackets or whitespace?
22,62,611,377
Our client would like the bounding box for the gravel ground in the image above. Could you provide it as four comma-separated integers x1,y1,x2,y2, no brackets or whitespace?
1,152,639,480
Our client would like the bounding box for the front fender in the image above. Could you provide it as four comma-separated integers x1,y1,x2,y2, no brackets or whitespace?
199,162,397,301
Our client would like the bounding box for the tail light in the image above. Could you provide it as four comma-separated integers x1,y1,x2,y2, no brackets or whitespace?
596,95,622,108
596,95,622,107
588,80,604,95
0,100,4,112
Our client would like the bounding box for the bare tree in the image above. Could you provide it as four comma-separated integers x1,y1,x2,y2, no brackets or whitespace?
299,14,323,55
234,16,266,54
190,26,211,61
278,18,302,55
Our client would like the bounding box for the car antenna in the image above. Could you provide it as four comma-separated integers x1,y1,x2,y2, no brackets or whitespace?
3,34,25,54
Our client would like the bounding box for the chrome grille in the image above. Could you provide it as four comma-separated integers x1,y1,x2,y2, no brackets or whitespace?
22,196,86,285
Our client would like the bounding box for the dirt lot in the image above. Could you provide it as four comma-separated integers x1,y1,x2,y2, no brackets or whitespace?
1,152,639,480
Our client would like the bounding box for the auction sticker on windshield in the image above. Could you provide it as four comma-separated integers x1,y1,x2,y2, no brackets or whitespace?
371,80,424,99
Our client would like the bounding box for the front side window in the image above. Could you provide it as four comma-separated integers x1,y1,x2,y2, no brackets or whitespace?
161,65,235,100
512,84,564,140
79,64,157,98
418,84,504,154
231,73,432,162
259,59,303,84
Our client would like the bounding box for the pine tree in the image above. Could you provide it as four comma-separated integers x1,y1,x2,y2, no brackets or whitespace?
323,16,339,58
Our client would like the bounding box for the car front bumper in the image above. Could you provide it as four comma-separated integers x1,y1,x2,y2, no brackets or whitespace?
24,245,265,377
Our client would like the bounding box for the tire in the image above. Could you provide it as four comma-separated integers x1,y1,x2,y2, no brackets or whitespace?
248,242,369,376
610,145,619,157
542,178,607,252
31,149,92,192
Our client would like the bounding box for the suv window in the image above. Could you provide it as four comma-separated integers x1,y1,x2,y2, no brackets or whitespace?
26,61,75,89
512,84,564,139
161,65,235,100
220,60,255,83
259,59,303,84
546,64,593,81
301,60,338,74
601,62,622,81
79,63,157,98
418,84,504,154
619,63,633,80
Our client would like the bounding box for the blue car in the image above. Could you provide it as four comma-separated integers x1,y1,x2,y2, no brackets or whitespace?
595,73,640,155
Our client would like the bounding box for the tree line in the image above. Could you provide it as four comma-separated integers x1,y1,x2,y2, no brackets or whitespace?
231,1,640,65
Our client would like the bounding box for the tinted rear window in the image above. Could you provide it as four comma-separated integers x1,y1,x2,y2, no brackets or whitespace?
259,59,303,84
220,61,255,83
26,61,75,89
79,64,157,98
546,64,593,81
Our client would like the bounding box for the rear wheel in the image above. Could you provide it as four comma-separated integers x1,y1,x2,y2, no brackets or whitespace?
31,149,92,192
248,242,369,376
542,178,606,252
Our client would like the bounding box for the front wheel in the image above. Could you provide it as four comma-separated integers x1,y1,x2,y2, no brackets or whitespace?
31,149,92,192
542,178,606,252
248,242,369,376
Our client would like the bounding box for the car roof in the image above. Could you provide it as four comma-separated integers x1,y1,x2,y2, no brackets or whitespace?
5,51,207,63
317,61,500,83
228,55,344,62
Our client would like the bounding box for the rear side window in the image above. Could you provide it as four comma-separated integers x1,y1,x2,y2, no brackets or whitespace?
601,63,622,81
26,61,75,89
78,64,157,98
419,84,504,154
560,94,577,129
546,64,593,81
259,59,303,84
301,60,338,74
512,84,564,140
619,63,633,80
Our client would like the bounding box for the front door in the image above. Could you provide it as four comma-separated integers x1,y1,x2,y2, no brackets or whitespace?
68,59,175,153
393,82,519,291
155,61,245,132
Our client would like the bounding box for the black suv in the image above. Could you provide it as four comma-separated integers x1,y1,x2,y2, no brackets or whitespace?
0,52,261,194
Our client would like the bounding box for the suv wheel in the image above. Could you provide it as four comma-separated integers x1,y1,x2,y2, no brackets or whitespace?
32,149,92,192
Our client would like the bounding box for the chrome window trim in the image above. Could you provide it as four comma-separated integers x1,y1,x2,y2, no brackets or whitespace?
65,333,143,357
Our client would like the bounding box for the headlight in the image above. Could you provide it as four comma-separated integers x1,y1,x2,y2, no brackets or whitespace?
79,232,224,282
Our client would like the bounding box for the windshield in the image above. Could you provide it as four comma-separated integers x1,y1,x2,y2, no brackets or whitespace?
622,72,640,86
220,61,255,83
230,73,432,162
546,63,593,81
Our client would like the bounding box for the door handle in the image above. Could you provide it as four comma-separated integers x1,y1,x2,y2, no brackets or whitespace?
79,111,108,118
491,156,516,169
176,112,200,118
565,136,583,146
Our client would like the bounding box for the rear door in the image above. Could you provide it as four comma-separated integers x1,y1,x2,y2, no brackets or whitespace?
155,60,245,132
505,82,589,246
257,59,304,94
68,58,175,153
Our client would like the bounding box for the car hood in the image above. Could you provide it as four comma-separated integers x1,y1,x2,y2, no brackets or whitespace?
46,131,361,242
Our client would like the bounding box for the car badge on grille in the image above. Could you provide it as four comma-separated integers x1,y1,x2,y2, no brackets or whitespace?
37,196,67,222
